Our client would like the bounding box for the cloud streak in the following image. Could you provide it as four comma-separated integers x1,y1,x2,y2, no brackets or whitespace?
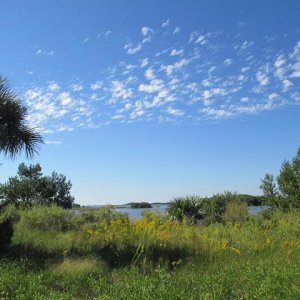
23,22,300,133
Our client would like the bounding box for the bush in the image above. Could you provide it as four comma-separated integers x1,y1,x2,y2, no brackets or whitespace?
168,192,250,224
0,219,13,249
222,201,249,224
203,192,247,223
72,206,124,228
17,205,73,231
167,196,203,223
0,204,19,249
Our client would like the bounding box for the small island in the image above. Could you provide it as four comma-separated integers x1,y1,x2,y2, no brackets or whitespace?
128,202,152,209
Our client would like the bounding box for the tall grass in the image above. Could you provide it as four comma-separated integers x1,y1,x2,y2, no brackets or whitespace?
1,205,300,299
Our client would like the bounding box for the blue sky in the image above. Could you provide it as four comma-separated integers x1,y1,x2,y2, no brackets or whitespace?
0,0,300,205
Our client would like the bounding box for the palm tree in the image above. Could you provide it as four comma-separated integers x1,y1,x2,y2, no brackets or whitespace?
0,76,43,158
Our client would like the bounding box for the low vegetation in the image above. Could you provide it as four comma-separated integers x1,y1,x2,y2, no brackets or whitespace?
0,203,300,299
167,192,255,224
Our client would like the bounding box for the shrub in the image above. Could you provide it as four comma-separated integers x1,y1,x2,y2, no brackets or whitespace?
73,206,126,228
17,205,73,231
0,219,13,249
203,192,245,223
167,196,203,223
0,204,19,249
168,192,250,223
222,201,249,224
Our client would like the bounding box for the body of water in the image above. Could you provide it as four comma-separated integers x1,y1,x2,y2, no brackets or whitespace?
115,204,169,219
115,204,268,219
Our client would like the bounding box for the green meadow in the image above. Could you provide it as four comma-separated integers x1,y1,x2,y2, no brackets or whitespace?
1,205,300,300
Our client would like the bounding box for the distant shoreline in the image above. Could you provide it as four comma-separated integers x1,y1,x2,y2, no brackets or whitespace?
86,202,171,209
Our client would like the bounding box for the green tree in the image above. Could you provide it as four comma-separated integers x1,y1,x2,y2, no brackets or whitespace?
0,76,43,158
260,173,277,198
0,163,75,208
48,172,74,208
277,148,300,207
18,162,43,180
260,148,300,209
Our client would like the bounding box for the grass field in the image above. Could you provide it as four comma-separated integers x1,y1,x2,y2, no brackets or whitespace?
1,206,300,299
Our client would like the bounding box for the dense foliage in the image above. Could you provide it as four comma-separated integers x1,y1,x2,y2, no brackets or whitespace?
129,202,152,208
260,147,300,209
0,163,75,208
0,205,18,249
167,192,253,223
1,206,300,299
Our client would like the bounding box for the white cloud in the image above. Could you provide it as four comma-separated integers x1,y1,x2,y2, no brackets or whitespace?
291,92,300,102
90,93,98,100
22,30,300,129
141,27,154,43
130,109,145,119
58,126,74,132
97,30,112,39
36,49,54,56
124,43,142,55
167,106,185,116
256,70,269,86
241,66,250,73
71,84,84,92
268,93,278,100
202,79,211,87
173,26,180,34
274,55,286,68
162,59,189,75
290,41,300,59
282,79,293,92
240,97,250,103
91,81,103,90
111,80,133,101
112,114,125,120
290,67,300,78
141,26,153,36
170,49,184,56
145,68,155,80
161,19,170,28
48,82,60,91
45,140,62,145
59,92,72,106
238,75,246,81
240,41,254,50
138,79,164,93
124,103,132,110
203,88,226,103
189,32,207,45
140,58,149,68
224,58,233,66
202,107,233,119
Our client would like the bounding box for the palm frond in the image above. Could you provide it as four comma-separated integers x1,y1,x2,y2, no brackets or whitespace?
0,75,43,159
